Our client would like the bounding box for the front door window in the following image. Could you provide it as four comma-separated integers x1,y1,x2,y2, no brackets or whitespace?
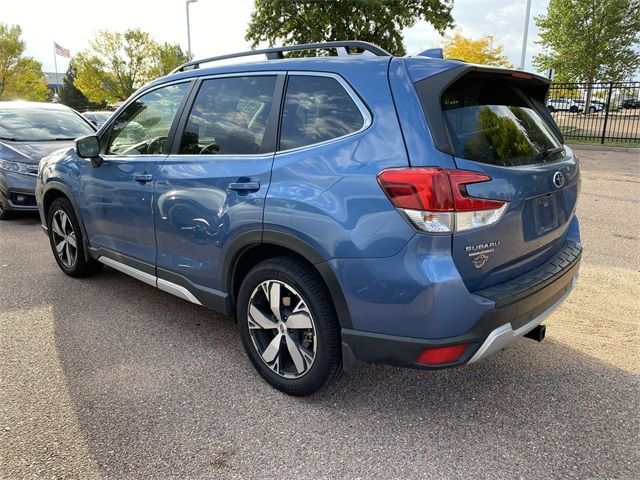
106,83,189,156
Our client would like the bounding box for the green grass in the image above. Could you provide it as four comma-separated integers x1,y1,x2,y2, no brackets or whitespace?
563,136,640,148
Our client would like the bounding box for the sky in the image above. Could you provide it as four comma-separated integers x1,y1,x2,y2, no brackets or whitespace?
3,0,551,75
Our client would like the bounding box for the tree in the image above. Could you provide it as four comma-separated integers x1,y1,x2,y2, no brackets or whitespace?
150,43,189,78
58,65,104,111
0,23,48,101
533,0,640,83
74,29,158,104
443,32,512,67
74,30,189,104
246,0,454,56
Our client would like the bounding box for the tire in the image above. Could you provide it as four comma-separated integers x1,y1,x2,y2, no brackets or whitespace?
589,106,596,114
569,105,578,113
0,201,11,220
47,197,102,277
237,257,342,396
547,105,555,112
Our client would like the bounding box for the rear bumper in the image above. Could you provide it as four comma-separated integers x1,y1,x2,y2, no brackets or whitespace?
342,241,581,370
467,274,576,363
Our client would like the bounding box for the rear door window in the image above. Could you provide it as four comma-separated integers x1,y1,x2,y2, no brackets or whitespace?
279,75,365,150
441,78,562,166
179,75,277,155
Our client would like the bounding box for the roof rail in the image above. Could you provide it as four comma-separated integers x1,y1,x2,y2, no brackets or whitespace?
170,41,391,74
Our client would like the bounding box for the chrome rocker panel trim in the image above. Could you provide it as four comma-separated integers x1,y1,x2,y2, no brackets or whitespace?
98,256,202,306
467,275,577,364
157,278,202,305
98,256,156,287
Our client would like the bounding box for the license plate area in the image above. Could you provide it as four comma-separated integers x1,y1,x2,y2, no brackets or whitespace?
533,193,559,235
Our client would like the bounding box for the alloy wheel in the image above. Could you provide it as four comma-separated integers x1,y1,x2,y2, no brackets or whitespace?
247,280,317,379
51,210,77,268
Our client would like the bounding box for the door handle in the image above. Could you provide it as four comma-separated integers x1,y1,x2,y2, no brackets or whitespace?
133,173,154,183
229,180,260,192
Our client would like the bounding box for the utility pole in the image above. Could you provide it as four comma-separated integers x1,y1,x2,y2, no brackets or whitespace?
519,0,533,70
186,0,199,60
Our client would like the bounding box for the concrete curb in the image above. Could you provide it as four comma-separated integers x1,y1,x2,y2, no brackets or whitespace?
569,143,640,154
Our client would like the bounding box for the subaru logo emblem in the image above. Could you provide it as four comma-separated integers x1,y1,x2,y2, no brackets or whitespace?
553,171,565,189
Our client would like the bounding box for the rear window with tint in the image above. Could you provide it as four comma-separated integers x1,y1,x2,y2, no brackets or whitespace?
441,78,562,166
280,75,364,150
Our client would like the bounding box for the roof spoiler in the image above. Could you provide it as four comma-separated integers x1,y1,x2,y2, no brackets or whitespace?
415,48,444,59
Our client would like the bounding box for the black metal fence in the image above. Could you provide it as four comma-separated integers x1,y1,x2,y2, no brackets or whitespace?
546,81,640,144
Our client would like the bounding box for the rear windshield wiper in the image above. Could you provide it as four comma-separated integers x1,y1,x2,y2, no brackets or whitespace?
536,147,565,162
0,136,18,141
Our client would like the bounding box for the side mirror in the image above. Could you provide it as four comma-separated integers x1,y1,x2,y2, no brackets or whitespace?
75,135,102,167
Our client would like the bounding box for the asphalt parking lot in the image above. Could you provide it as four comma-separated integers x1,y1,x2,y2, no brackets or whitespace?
1,147,638,479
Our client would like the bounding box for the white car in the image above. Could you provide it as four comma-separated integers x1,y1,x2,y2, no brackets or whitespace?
547,99,581,113
573,100,606,113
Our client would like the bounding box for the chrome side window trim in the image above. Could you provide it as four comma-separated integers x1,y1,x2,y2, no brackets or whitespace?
99,70,373,160
101,79,194,159
167,70,373,158
101,78,194,134
171,71,282,158
196,71,283,81
276,71,373,156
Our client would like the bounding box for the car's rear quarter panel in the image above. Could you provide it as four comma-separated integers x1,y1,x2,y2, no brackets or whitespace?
264,59,415,260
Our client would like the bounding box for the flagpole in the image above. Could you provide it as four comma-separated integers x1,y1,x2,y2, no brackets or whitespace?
53,42,59,96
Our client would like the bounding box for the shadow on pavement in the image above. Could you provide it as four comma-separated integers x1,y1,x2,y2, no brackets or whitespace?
40,266,639,479
1,218,637,478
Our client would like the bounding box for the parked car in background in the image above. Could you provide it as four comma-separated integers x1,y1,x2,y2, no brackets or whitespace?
82,111,113,128
36,41,581,395
572,99,605,113
547,98,581,112
618,99,640,109
0,101,95,219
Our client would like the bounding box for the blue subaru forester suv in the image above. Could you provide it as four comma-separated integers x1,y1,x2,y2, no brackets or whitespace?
36,42,581,395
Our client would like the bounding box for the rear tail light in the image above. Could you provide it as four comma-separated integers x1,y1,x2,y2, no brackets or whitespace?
416,343,468,365
377,168,508,233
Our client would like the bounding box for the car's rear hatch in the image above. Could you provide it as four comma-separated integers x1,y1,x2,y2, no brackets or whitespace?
411,64,580,292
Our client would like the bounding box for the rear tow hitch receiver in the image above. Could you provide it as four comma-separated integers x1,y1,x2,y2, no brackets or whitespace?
524,325,546,342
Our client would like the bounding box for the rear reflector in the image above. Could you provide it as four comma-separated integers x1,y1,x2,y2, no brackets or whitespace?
416,344,468,365
377,168,508,233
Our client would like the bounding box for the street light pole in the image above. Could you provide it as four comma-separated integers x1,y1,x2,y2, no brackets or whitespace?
519,0,532,70
186,0,199,60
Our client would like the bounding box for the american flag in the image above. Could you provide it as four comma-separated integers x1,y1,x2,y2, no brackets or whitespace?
54,42,70,58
